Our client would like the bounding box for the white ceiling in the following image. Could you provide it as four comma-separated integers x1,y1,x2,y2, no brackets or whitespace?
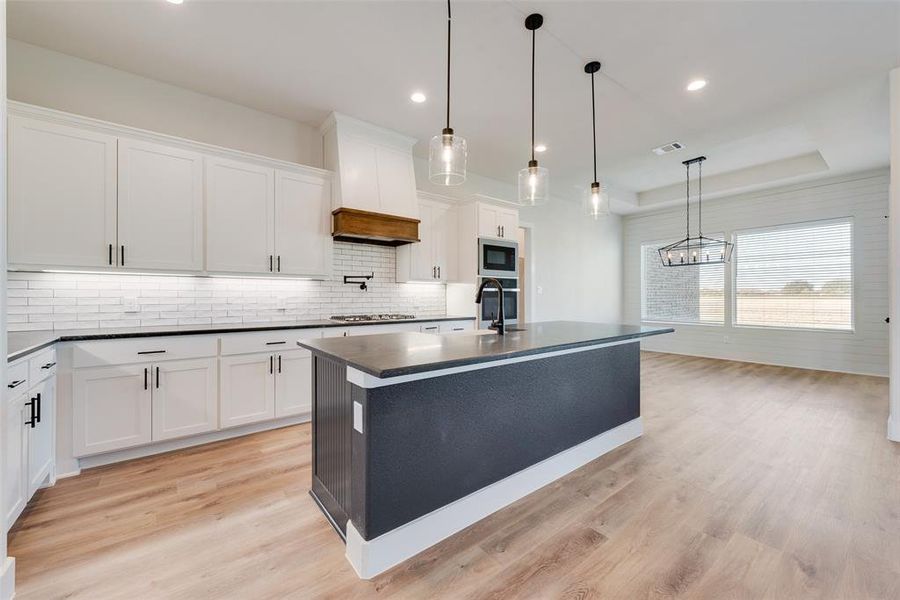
8,0,900,213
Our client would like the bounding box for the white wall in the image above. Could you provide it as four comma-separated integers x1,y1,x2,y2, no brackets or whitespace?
888,68,900,440
414,158,623,324
7,40,320,166
623,170,890,376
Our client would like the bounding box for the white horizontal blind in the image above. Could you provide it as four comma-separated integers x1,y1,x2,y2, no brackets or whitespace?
734,218,852,330
641,237,724,324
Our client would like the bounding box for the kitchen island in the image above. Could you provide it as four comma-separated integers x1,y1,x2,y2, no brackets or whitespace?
298,321,673,578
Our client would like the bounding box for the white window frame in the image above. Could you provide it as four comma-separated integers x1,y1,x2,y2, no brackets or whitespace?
730,217,855,334
639,236,726,327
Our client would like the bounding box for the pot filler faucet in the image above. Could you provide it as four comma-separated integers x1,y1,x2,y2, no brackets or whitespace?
475,277,505,335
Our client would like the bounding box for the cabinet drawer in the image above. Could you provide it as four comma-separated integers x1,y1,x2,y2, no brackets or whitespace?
28,347,57,384
445,321,474,333
419,323,442,333
72,335,218,368
220,329,322,356
7,361,29,392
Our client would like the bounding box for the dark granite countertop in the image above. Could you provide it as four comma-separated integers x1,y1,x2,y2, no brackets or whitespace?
7,316,475,363
298,321,674,378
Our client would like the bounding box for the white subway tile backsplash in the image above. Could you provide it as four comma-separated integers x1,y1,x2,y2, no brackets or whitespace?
8,242,447,331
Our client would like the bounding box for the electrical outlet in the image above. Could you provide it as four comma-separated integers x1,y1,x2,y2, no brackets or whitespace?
723,335,730,344
275,297,287,310
123,297,139,313
537,286,543,295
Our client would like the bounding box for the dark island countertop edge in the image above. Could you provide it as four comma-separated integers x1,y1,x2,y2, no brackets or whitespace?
7,316,476,363
300,326,675,379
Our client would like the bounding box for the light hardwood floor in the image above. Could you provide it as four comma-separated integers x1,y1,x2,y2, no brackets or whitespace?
9,352,900,599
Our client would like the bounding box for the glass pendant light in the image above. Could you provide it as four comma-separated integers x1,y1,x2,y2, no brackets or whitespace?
583,60,609,219
518,13,549,206
428,0,467,186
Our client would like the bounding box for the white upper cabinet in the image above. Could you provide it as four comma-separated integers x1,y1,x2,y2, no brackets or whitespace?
9,115,117,269
274,170,332,278
118,139,204,271
206,157,276,274
397,197,458,282
322,113,418,220
477,203,518,240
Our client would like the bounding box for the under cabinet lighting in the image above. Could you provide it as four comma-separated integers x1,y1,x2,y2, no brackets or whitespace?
166,0,184,4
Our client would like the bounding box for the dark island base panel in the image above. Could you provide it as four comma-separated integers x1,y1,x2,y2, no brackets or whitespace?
310,342,640,542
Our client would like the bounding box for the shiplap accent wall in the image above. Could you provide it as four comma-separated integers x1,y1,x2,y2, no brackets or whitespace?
623,169,889,376
7,242,446,331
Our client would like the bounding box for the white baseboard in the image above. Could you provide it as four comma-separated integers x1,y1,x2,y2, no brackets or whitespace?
889,416,900,442
75,414,309,472
345,417,643,579
0,557,15,600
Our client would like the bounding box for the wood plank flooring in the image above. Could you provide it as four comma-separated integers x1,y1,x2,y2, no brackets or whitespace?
9,352,900,599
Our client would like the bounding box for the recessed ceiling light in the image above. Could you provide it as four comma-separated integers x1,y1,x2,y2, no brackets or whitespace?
686,79,707,92
410,92,426,103
534,144,547,153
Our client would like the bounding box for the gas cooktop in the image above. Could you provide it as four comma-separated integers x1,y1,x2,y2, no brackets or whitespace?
329,314,417,323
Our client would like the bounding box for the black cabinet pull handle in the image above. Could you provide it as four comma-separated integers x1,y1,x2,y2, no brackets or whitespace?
8,379,24,389
108,243,113,265
25,397,36,428
121,245,125,266
41,362,56,370
269,355,274,375
156,366,160,389
137,350,166,355
278,355,282,374
265,341,286,346
438,266,441,279
144,367,148,390
277,255,281,272
269,255,273,272
497,225,500,236
35,392,41,424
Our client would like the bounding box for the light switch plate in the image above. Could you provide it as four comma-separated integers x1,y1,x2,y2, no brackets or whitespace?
123,296,139,313
353,401,363,433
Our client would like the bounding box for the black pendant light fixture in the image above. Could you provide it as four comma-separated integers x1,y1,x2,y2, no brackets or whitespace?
428,0,467,186
584,60,609,219
658,156,733,266
518,13,549,206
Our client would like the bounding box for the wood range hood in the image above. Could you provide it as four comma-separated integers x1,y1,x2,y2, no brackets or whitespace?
331,208,420,247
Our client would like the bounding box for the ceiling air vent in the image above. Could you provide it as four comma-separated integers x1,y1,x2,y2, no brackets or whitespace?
652,141,685,156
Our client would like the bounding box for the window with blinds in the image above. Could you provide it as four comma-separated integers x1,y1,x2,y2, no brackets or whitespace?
733,218,853,330
641,238,724,324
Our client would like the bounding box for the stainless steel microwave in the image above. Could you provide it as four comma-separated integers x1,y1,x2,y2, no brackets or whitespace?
478,237,518,278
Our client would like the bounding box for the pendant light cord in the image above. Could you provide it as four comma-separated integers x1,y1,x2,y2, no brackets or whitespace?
698,159,703,237
591,71,597,183
444,0,451,131
685,162,691,241
531,27,536,162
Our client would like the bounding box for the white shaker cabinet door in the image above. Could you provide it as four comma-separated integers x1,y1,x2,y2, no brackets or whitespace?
410,202,435,280
274,349,313,418
497,208,519,240
118,139,204,271
274,170,332,277
4,393,29,529
206,157,275,274
477,203,500,238
73,364,152,457
27,378,56,497
151,358,218,442
219,353,276,428
8,116,117,269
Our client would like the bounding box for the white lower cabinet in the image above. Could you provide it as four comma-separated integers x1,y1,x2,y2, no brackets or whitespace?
5,358,57,530
73,364,152,456
27,377,57,497
275,349,313,418
152,358,218,441
219,353,276,428
4,392,29,528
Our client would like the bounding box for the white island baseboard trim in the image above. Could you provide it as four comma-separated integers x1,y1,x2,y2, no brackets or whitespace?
345,416,643,579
